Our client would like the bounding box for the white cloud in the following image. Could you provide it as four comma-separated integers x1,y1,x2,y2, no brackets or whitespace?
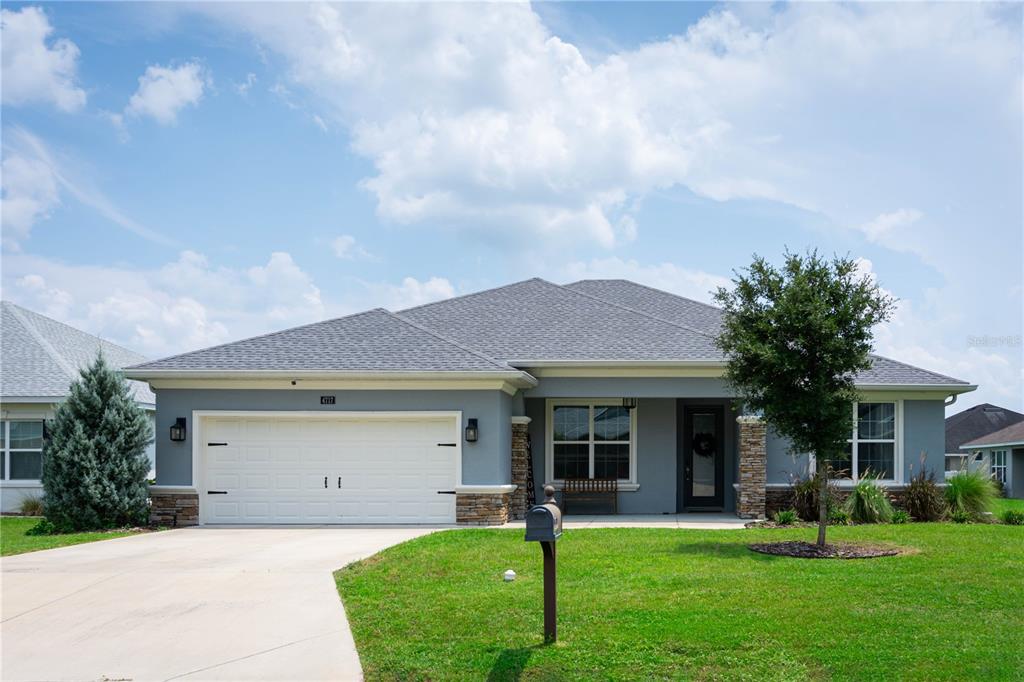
859,209,923,244
560,257,730,305
235,72,257,96
330,234,371,260
125,61,207,125
1,6,86,112
0,151,60,248
194,2,1019,256
364,276,455,310
0,128,173,247
2,251,323,357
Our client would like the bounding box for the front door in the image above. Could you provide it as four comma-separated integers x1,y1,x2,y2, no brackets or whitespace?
681,406,725,510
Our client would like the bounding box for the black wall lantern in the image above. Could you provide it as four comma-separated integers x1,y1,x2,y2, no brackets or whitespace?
464,418,479,443
621,398,638,410
169,417,187,442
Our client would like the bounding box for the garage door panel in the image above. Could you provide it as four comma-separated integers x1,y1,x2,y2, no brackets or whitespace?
202,414,458,524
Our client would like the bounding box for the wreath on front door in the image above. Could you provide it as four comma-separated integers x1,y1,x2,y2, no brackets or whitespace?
693,432,716,458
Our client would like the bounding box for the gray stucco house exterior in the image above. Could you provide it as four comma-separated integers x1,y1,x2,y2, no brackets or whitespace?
0,301,156,513
125,278,975,526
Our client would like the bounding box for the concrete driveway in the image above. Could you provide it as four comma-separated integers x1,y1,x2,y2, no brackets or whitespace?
1,526,440,681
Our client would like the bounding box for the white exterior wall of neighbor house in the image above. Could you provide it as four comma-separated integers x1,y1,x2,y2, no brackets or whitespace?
0,402,156,513
962,445,1023,499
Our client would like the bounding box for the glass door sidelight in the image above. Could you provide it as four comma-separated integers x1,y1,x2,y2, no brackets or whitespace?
682,406,725,509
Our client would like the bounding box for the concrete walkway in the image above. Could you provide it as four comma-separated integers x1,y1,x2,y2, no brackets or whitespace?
1,526,439,681
503,513,749,530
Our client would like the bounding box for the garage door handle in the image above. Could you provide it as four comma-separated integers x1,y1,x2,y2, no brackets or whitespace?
324,476,328,488
437,442,457,447
338,477,341,489
207,490,227,495
437,490,457,495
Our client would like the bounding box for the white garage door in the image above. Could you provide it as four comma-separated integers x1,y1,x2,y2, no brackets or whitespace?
200,413,459,524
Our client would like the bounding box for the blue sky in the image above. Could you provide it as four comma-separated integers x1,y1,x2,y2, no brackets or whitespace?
1,2,1021,412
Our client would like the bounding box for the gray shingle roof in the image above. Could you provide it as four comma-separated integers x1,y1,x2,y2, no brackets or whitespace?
126,278,972,389
127,308,518,374
564,278,970,386
399,278,723,362
961,419,1024,448
566,279,725,335
1,301,155,405
947,403,1024,452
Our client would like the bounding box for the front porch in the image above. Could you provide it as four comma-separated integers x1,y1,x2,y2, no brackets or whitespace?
512,397,769,522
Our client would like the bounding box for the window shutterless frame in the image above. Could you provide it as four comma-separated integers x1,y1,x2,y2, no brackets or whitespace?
2,420,45,482
812,400,903,485
545,399,637,486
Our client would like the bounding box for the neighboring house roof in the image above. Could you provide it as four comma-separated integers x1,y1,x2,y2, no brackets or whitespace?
127,308,526,377
947,403,1024,452
1,301,155,405
125,278,973,391
961,420,1024,449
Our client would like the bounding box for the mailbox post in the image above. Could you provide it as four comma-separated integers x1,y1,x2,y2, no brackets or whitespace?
525,485,562,643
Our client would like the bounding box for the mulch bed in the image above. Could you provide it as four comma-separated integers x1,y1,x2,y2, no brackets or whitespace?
748,540,902,559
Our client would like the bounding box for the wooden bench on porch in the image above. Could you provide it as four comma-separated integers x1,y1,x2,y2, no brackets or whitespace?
561,478,618,514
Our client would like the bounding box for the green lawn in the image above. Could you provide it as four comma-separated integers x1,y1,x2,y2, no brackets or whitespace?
0,516,147,556
336,524,1023,681
993,497,1024,517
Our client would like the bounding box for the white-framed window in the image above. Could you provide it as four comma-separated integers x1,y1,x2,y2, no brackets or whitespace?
1,420,45,481
545,400,636,484
826,401,901,483
991,450,1007,485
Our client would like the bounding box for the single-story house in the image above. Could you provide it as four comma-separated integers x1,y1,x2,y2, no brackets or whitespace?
125,278,975,526
944,403,1024,476
960,421,1024,499
0,301,156,513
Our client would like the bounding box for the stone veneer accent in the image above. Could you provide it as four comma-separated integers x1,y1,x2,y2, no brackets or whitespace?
510,417,532,521
736,416,767,520
765,485,909,518
456,492,511,525
149,488,199,527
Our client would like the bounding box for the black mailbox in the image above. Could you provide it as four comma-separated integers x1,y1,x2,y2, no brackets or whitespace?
525,499,562,542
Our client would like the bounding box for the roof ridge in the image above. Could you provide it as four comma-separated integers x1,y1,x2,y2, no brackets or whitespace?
554,280,719,341
384,310,516,372
867,353,968,385
2,300,148,363
128,308,386,370
397,277,548,314
569,279,726,314
4,302,80,381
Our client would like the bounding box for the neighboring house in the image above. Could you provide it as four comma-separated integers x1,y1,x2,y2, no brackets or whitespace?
960,422,1024,499
944,403,1024,475
125,278,975,526
0,302,156,513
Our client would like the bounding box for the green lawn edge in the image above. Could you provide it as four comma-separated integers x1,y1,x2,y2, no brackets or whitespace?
336,524,1023,681
1,516,151,556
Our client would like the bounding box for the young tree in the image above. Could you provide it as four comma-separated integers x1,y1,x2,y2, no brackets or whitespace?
714,251,895,546
41,353,153,531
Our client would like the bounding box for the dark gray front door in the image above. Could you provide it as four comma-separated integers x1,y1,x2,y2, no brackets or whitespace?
680,406,725,510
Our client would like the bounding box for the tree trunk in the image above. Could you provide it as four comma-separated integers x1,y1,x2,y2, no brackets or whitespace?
816,455,828,547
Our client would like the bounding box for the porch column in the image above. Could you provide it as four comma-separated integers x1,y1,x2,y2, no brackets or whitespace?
510,417,532,520
736,416,767,520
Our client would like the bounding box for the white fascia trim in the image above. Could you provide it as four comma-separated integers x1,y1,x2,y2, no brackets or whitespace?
455,484,517,494
126,368,536,383
855,383,977,393
0,396,63,404
148,485,198,495
507,360,725,368
961,441,1024,451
